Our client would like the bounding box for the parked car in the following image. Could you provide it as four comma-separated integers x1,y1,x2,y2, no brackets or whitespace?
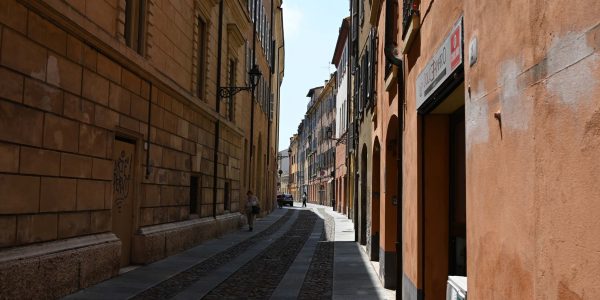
277,194,294,207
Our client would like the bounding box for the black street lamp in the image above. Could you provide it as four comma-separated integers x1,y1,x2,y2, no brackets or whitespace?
218,64,262,99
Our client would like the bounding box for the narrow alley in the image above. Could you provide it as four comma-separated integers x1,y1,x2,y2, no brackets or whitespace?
65,204,393,300
0,0,599,299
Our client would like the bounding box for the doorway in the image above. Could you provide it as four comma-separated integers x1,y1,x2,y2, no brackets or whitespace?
421,83,466,299
370,138,381,261
360,145,368,245
112,137,136,267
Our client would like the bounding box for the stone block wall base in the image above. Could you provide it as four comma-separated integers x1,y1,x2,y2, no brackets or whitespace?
0,233,121,299
403,273,423,300
369,233,380,261
132,213,244,265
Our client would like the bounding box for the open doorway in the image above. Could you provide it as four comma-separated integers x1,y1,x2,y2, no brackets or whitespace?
421,83,466,298
360,144,368,245
370,138,381,261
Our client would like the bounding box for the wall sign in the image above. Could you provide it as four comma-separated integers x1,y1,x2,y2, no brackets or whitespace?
416,16,463,109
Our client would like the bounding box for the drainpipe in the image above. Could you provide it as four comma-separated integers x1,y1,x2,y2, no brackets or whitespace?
212,0,224,219
265,0,274,212
346,18,352,218
249,0,258,195
145,81,153,179
384,0,404,295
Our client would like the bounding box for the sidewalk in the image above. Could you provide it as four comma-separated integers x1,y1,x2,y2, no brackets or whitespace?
65,204,394,299
66,209,291,300
309,203,395,300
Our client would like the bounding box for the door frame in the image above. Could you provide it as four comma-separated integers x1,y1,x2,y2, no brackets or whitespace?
113,127,144,247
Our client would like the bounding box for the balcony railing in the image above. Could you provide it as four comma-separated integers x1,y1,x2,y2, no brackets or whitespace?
402,0,420,37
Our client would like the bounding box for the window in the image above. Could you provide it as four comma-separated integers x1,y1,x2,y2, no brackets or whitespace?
197,18,207,98
269,93,274,121
224,181,231,211
359,0,364,25
351,0,358,42
125,0,148,55
246,42,251,85
190,175,200,215
367,29,377,107
228,59,237,121
361,53,368,110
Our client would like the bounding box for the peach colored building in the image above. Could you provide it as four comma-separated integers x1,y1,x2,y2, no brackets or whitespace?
366,0,600,298
304,79,336,207
0,0,283,298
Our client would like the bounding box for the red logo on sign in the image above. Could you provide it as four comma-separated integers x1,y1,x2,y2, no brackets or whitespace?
450,26,461,69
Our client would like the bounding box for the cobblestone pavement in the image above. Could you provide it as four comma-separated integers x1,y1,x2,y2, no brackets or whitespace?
298,208,335,300
132,210,295,300
68,205,393,300
203,210,319,299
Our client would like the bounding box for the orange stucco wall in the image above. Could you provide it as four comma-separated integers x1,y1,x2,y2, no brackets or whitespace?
386,0,600,297
463,1,600,298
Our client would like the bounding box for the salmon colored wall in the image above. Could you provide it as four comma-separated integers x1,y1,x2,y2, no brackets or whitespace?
464,1,600,298
389,0,464,289
377,0,599,296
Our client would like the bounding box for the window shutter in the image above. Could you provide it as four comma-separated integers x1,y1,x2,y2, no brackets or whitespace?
269,93,274,121
361,54,368,111
351,0,358,42
366,41,372,106
367,29,377,107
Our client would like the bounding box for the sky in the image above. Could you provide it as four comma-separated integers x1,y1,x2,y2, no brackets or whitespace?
278,0,349,150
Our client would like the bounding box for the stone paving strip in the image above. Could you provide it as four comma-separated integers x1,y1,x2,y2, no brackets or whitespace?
297,208,335,300
202,210,319,300
133,209,299,300
65,209,293,300
269,213,324,299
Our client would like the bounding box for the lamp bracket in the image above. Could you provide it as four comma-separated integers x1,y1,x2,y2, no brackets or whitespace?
218,86,252,99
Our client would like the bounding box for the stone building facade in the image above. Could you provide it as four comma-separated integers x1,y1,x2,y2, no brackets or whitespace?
0,0,283,298
332,17,350,217
287,134,299,200
305,77,336,207
276,148,289,194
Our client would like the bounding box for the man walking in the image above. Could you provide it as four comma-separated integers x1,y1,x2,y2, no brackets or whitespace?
245,191,259,231
302,192,307,207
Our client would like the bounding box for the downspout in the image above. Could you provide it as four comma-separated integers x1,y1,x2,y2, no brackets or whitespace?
351,0,359,243
346,19,352,218
249,0,258,194
145,81,153,179
265,0,274,212
383,0,404,295
212,0,224,218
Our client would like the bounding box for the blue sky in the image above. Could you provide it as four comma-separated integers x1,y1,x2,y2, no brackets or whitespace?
278,0,349,150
